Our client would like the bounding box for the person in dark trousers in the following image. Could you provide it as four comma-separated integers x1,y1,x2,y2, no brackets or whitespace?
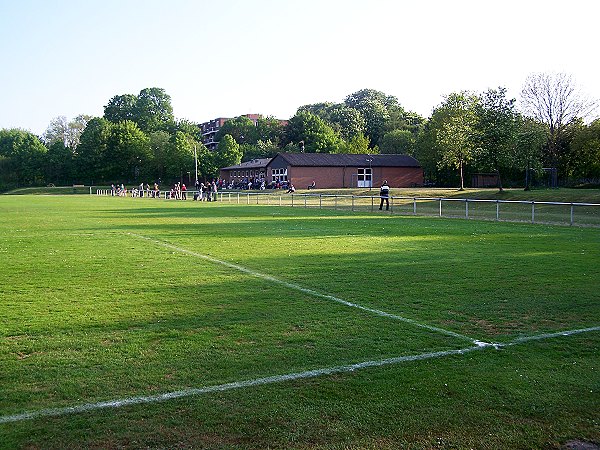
379,180,390,210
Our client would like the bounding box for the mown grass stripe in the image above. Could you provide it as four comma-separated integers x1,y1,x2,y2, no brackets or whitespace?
2,326,598,425
128,233,478,343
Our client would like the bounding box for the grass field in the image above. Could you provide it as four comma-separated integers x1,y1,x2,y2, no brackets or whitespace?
0,195,599,449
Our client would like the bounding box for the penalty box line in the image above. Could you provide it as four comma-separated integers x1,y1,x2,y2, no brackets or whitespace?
1,326,598,425
128,233,479,344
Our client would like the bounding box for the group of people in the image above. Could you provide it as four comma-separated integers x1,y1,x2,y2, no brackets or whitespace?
111,183,160,198
193,180,219,201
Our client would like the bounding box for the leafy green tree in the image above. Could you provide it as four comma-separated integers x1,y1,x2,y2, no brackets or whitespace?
173,119,203,142
473,87,521,191
299,103,366,140
104,94,138,123
254,116,285,144
148,130,172,182
570,119,600,180
344,89,398,147
196,143,217,180
284,110,341,153
379,129,416,155
337,133,372,154
161,131,196,183
134,88,174,133
45,141,74,185
241,140,280,161
106,120,151,182
435,92,479,190
214,134,243,171
215,116,256,145
0,128,47,186
516,117,547,190
75,118,113,183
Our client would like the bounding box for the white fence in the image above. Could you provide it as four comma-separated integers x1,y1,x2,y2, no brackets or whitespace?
94,189,600,227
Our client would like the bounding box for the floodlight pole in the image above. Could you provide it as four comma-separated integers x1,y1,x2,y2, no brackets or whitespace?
194,145,198,184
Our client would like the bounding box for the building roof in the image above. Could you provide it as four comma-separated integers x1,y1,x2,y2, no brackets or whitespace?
221,158,272,170
273,153,421,168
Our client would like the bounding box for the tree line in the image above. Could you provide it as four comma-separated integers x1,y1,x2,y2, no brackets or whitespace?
1,74,598,191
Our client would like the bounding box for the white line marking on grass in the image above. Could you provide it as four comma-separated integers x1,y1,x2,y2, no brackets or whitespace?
128,233,477,343
1,325,598,425
0,346,481,424
496,326,600,347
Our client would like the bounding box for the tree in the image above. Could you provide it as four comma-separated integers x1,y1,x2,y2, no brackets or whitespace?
162,131,196,184
0,128,47,186
134,88,174,132
435,93,479,190
45,141,74,185
254,116,285,145
214,134,242,170
241,139,280,161
337,133,372,154
299,103,366,140
43,114,92,150
520,72,598,175
284,110,341,153
148,130,172,182
215,116,256,145
473,87,521,191
75,118,113,183
107,120,151,182
516,117,547,190
344,89,392,147
196,144,217,181
104,94,138,123
379,129,416,155
570,119,600,181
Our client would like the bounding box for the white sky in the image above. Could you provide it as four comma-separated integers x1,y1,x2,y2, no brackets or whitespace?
1,0,598,135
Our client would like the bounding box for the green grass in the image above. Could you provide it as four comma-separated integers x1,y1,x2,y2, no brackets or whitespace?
0,195,599,449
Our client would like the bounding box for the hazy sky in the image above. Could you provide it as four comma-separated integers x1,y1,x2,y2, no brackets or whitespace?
1,0,598,135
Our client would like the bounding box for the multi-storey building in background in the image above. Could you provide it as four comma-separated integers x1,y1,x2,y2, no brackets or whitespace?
199,113,263,150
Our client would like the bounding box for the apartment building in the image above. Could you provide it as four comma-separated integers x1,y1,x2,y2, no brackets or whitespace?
199,114,263,150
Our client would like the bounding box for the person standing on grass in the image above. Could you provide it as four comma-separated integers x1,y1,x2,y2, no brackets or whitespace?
379,180,390,210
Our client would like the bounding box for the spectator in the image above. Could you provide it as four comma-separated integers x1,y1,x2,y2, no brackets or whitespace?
379,180,390,210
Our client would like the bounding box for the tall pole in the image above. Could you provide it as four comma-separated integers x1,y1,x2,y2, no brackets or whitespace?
194,145,198,184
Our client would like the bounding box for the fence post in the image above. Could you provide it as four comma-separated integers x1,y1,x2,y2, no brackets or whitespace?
390,196,394,214
413,198,417,215
335,195,337,210
465,199,469,219
304,195,307,208
291,194,294,207
319,194,322,209
531,202,535,224
570,203,574,226
352,196,355,212
496,200,500,221
247,193,250,205
279,195,282,206
439,198,442,217
371,196,374,212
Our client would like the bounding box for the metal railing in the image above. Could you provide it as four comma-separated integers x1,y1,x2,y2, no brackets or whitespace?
93,189,600,227
217,192,600,227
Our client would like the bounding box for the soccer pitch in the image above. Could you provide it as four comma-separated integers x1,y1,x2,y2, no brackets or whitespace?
1,195,599,448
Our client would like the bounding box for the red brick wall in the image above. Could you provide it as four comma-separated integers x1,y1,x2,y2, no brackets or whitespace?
288,166,423,189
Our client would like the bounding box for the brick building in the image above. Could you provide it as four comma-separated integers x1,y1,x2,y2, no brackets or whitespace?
220,153,423,189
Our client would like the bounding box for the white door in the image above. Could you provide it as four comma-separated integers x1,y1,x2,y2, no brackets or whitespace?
357,168,372,188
